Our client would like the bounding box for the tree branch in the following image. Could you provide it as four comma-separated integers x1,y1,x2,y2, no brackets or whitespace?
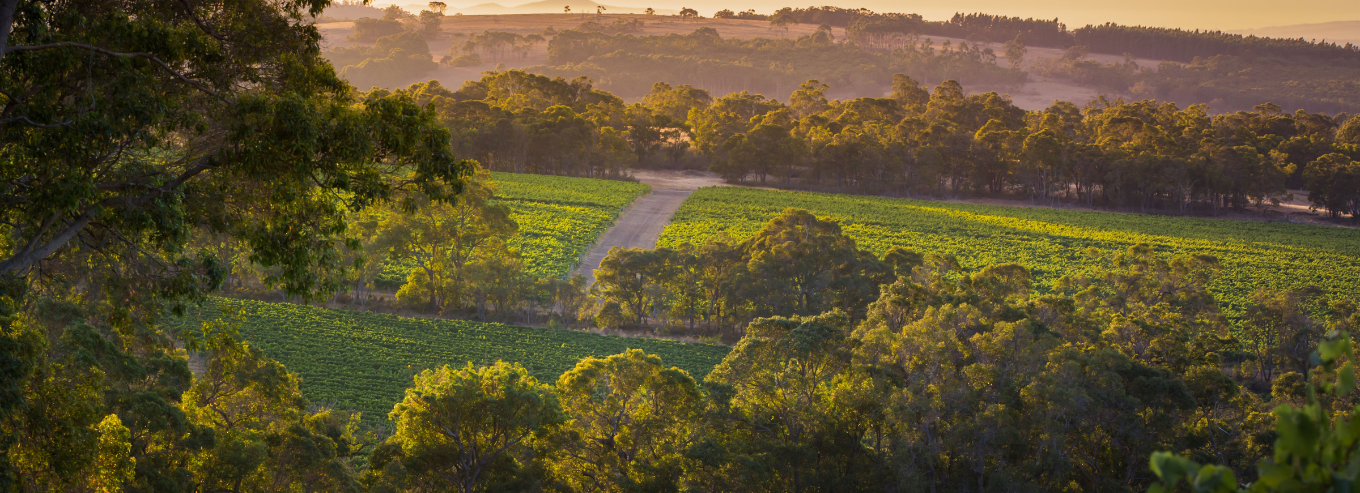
0,208,96,277
2,42,228,101
177,0,229,42
0,154,219,277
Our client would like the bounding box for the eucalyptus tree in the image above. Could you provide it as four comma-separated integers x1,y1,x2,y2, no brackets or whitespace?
0,0,469,488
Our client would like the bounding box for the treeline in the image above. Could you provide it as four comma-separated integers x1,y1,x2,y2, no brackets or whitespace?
1074,23,1360,64
791,6,1360,64
694,77,1360,217
383,73,641,177
384,70,1360,218
533,26,1024,99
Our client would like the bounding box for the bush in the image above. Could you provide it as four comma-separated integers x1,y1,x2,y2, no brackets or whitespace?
446,52,481,67
349,18,404,42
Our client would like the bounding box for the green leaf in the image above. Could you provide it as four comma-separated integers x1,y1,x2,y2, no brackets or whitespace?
1341,362,1358,396
1150,451,1197,487
1193,464,1235,492
1319,335,1351,365
1257,460,1292,487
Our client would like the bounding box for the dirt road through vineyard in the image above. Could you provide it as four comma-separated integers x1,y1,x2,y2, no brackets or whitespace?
573,170,727,283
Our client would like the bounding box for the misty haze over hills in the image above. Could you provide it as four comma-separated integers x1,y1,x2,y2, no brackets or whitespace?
1232,20,1360,46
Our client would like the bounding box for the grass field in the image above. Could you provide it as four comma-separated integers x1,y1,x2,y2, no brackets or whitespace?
183,298,729,422
656,187,1360,318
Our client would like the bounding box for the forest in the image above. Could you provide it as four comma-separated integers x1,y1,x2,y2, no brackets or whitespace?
398,68,1360,218
8,1,1360,493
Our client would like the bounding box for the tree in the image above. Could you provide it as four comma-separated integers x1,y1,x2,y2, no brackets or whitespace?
1003,33,1026,69
182,338,367,492
0,0,468,294
564,5,571,14
679,7,698,20
1239,288,1324,383
419,9,445,38
740,209,890,319
769,8,797,36
386,171,516,313
788,79,830,119
704,311,876,492
1020,128,1063,203
350,17,406,41
553,350,702,492
643,81,712,121
1304,153,1360,221
1148,331,1360,493
429,1,448,14
592,247,672,328
383,362,564,493
1339,115,1360,145
0,0,467,485
889,74,930,112
645,7,656,15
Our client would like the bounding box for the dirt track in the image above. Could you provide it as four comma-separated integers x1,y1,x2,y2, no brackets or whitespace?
572,170,729,283
572,189,691,283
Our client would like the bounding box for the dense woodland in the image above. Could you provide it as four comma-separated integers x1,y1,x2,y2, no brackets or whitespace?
10,1,1360,492
389,69,1360,218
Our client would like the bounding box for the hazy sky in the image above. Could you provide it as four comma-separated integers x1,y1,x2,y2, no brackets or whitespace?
396,0,1360,31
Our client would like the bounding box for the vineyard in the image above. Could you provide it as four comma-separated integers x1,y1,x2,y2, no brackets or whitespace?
492,172,650,277
657,187,1360,318
177,298,729,422
375,172,649,287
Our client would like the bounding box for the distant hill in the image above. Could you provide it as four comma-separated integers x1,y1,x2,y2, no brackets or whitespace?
1231,20,1360,45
